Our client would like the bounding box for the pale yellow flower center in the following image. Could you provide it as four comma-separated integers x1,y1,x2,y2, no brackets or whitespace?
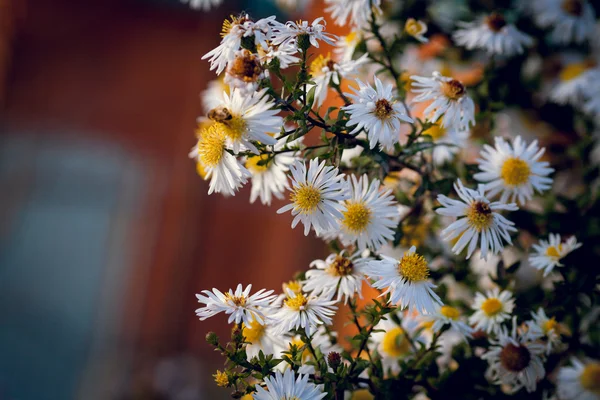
499,343,531,372
580,363,600,394
220,15,248,38
342,201,372,233
559,62,589,81
216,116,247,142
467,201,494,231
382,327,411,357
283,280,303,294
197,125,226,168
374,99,394,119
285,293,308,311
398,251,429,282
291,184,322,213
545,244,563,260
481,298,503,316
224,294,247,307
423,124,446,141
345,31,358,45
500,157,531,186
310,52,335,76
242,320,265,344
327,255,354,277
543,317,558,334
440,305,461,320
246,154,270,173
405,18,426,37
440,79,466,100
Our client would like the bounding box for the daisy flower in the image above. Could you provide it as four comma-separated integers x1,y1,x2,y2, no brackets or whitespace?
530,0,596,45
195,284,277,325
243,317,287,361
420,305,474,340
453,13,533,56
254,369,326,400
436,179,518,260
277,159,349,236
364,246,443,315
481,318,546,393
303,252,369,304
308,53,368,108
405,18,428,43
421,123,470,166
528,308,563,355
370,313,427,375
343,77,414,152
334,31,362,62
181,0,223,11
474,136,555,204
272,289,337,336
338,174,399,251
271,18,337,51
324,0,382,30
189,124,251,196
557,358,600,400
262,42,300,69
528,233,582,276
208,88,282,154
224,49,266,94
469,288,515,334
549,61,600,106
411,71,476,131
246,136,302,206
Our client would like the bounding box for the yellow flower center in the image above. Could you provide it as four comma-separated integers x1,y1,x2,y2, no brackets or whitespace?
224,294,247,307
310,53,335,76
216,116,247,143
285,293,308,311
543,317,558,334
220,14,248,37
545,244,563,260
440,305,461,320
196,161,208,179
382,327,411,357
499,344,531,372
291,184,322,214
283,280,303,294
351,389,374,400
242,320,265,344
398,251,429,282
561,0,583,16
580,363,600,394
327,255,354,277
500,157,531,186
559,62,589,81
440,79,466,100
246,154,270,173
227,50,262,82
196,125,226,168
345,31,358,45
342,201,372,233
405,18,426,37
466,201,494,232
374,99,394,119
485,12,507,32
481,298,503,317
213,370,229,387
423,124,446,141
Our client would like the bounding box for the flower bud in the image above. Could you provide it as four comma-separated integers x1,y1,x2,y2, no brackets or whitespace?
327,351,342,370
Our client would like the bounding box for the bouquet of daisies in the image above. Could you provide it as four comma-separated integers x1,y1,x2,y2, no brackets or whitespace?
187,0,600,398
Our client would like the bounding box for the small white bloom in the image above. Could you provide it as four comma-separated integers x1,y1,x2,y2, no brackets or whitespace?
482,318,546,393
474,136,554,204
308,53,368,107
246,136,302,206
195,284,277,325
338,174,399,251
209,88,282,154
364,246,443,315
528,233,582,276
549,62,600,107
411,71,476,131
271,18,337,51
181,0,223,11
436,179,518,260
189,124,251,196
243,318,286,361
529,0,596,45
528,308,563,355
420,305,474,339
370,313,427,375
343,77,414,152
421,123,470,166
224,49,267,95
453,13,533,56
277,159,349,236
324,0,381,30
304,252,369,304
557,358,600,400
334,31,362,62
272,289,337,335
405,18,429,43
262,42,300,69
469,287,515,334
253,369,326,400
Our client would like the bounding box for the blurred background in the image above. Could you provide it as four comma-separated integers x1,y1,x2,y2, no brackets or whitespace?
0,0,334,398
